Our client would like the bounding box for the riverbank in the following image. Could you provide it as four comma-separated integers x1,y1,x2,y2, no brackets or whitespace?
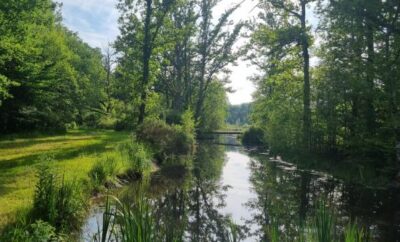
0,130,131,228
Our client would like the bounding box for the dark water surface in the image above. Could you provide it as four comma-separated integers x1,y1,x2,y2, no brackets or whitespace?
82,140,400,241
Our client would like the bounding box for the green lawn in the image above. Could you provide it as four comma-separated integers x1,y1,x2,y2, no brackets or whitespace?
0,130,130,227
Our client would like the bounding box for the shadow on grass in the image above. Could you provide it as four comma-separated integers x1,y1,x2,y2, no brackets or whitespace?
0,131,129,197
0,137,96,151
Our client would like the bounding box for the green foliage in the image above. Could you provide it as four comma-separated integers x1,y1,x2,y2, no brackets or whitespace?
198,81,228,132
313,201,336,242
181,109,196,140
227,103,251,126
241,127,265,146
1,219,60,242
89,156,118,187
344,222,368,242
118,141,152,175
136,119,195,163
32,166,86,232
249,0,400,159
94,196,155,242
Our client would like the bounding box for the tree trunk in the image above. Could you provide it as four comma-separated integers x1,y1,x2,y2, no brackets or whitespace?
365,17,376,134
301,1,311,150
138,0,153,125
194,0,209,123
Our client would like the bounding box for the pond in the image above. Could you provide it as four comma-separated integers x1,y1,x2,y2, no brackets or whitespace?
82,139,400,241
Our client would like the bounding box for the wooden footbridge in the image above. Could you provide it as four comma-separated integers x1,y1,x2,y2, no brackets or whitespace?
198,130,244,135
196,130,244,146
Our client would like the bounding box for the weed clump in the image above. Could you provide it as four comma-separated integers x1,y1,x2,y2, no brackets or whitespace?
89,155,119,188
1,219,61,242
32,166,87,232
118,140,152,176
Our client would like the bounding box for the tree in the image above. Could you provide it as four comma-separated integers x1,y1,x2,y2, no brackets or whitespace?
254,0,313,149
194,0,243,123
116,0,177,125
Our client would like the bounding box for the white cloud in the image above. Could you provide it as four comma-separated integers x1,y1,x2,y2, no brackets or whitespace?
58,0,119,49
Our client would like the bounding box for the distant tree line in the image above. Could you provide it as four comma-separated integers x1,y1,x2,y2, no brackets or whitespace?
0,0,242,133
248,0,400,161
226,103,251,126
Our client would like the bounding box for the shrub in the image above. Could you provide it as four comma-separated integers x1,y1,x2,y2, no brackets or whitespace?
97,117,117,130
0,220,59,242
165,110,182,125
136,119,195,163
241,127,265,146
181,109,196,140
32,166,87,232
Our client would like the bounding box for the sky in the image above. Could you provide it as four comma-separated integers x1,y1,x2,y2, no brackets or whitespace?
59,0,317,105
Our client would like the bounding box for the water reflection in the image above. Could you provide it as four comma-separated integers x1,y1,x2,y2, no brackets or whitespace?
83,142,400,241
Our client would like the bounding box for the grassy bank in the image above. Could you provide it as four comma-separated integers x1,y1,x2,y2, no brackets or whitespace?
0,129,131,227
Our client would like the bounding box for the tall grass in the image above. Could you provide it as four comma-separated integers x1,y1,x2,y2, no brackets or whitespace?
32,166,87,232
313,200,336,242
94,195,155,242
89,155,119,188
344,221,368,242
118,141,152,175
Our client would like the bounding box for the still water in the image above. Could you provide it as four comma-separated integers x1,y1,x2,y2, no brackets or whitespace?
82,140,400,241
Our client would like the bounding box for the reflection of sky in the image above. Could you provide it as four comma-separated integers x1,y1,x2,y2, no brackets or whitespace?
59,0,320,105
220,150,258,241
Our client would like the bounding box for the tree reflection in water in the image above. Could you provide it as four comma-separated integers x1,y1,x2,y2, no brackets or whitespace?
103,144,399,242
244,153,400,241
120,142,242,242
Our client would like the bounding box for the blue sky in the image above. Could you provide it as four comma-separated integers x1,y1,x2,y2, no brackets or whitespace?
58,0,318,105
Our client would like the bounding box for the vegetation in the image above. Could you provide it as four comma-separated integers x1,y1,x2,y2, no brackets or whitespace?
248,0,400,162
241,127,265,146
266,200,369,242
0,130,130,227
0,0,233,134
1,0,399,240
227,103,251,126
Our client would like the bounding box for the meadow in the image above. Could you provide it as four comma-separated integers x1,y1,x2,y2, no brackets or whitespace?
0,130,130,227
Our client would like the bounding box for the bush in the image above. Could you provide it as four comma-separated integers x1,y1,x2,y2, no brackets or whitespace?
136,119,195,163
114,119,134,131
97,117,117,130
1,220,59,242
32,166,87,232
241,127,265,146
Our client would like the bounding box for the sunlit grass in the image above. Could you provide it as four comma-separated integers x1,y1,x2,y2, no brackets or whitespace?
0,130,130,228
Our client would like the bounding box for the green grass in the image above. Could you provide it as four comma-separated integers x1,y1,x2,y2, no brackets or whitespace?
0,129,131,228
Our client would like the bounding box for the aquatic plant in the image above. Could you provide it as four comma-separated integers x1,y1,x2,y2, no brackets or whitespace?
94,195,155,242
344,221,368,242
312,200,336,242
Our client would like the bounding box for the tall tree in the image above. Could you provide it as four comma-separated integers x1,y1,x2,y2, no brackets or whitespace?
257,0,313,149
116,0,177,125
194,0,243,123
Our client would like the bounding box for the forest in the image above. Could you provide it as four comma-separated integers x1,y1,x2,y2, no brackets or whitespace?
0,0,400,241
